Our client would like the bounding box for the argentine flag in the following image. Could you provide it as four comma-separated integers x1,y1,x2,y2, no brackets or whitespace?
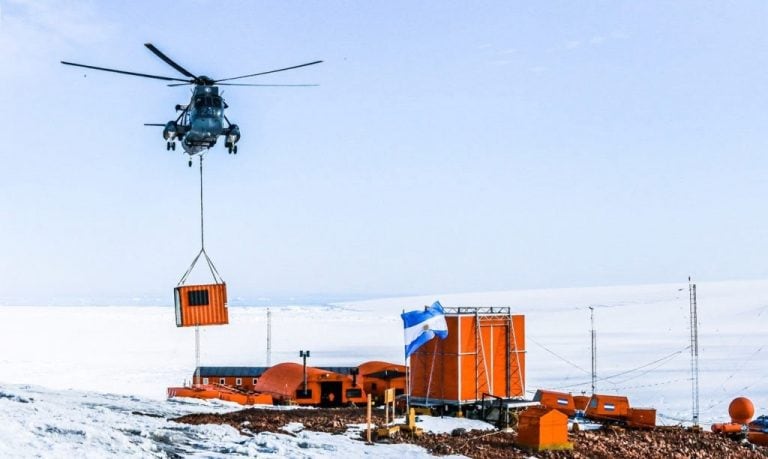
401,301,449,358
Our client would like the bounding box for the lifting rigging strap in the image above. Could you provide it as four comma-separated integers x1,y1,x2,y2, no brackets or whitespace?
177,154,224,286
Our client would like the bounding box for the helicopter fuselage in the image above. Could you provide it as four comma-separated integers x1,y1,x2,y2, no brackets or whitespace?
164,85,240,156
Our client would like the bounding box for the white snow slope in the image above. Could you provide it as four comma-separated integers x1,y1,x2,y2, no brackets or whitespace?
1,279,766,456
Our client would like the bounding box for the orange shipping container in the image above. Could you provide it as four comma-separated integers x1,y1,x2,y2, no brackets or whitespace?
533,390,576,416
627,407,656,428
174,283,229,327
585,394,630,421
573,395,590,411
411,307,525,405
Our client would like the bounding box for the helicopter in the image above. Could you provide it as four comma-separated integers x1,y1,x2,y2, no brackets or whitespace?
62,43,321,166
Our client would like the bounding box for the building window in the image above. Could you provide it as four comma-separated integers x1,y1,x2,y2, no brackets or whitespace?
253,378,258,385
236,378,242,386
188,289,210,306
219,378,225,385
296,389,313,399
345,388,363,399
203,378,209,384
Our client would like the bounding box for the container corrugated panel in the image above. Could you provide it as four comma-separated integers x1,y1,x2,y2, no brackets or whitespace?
174,283,228,327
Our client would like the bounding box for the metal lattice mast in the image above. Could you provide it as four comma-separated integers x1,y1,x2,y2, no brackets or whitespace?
689,277,700,427
590,306,597,394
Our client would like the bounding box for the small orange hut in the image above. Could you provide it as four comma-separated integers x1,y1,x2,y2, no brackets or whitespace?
516,407,572,451
358,361,406,403
253,362,368,406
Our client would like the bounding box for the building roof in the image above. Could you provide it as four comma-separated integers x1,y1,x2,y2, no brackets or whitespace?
196,366,268,378
359,361,407,379
317,366,357,375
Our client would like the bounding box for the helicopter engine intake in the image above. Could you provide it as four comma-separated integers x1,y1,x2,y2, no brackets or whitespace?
226,124,241,145
163,121,179,140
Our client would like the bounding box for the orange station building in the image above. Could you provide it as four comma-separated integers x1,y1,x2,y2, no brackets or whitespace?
252,362,368,406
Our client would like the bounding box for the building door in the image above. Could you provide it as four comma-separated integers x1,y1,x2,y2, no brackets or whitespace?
320,381,343,407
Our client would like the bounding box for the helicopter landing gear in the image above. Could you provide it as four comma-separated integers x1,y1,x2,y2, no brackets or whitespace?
188,159,192,167
166,141,176,151
226,143,238,154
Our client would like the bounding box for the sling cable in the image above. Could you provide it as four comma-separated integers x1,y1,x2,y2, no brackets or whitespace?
173,154,229,386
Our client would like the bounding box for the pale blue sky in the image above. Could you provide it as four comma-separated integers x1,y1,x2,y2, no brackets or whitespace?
1,1,767,304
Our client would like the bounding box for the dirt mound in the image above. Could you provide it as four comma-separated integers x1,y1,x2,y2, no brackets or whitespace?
172,408,768,458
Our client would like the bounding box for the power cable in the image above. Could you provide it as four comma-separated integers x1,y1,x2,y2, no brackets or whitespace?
551,346,690,391
529,337,591,375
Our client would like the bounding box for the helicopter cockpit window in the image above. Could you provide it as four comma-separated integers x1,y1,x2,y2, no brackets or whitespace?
194,96,222,109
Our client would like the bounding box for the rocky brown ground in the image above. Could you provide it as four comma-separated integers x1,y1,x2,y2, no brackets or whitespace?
173,407,768,458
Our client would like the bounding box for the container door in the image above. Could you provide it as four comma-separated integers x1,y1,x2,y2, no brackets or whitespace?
174,287,183,327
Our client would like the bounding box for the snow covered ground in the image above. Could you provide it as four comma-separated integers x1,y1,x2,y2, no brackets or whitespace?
0,384,447,458
1,279,766,455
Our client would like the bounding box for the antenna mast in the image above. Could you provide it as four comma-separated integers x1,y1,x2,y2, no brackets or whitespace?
689,276,700,427
590,306,597,394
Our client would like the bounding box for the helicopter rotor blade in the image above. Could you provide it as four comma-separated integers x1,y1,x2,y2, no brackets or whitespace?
144,43,198,79
217,83,319,87
214,60,323,83
61,61,190,82
143,123,165,126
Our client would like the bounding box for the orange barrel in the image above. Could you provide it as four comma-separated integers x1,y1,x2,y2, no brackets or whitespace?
729,397,754,424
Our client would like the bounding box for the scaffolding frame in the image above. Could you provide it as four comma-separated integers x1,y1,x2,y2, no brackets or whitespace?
411,306,526,407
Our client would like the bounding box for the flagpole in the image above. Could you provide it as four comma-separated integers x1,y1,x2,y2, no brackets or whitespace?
401,301,447,419
405,355,410,417
403,308,409,417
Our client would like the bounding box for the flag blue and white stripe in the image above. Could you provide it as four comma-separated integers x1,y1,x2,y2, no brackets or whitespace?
401,301,448,358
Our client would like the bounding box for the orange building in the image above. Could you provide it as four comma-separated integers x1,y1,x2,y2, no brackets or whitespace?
193,367,268,391
358,361,406,403
253,362,368,406
410,307,525,406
